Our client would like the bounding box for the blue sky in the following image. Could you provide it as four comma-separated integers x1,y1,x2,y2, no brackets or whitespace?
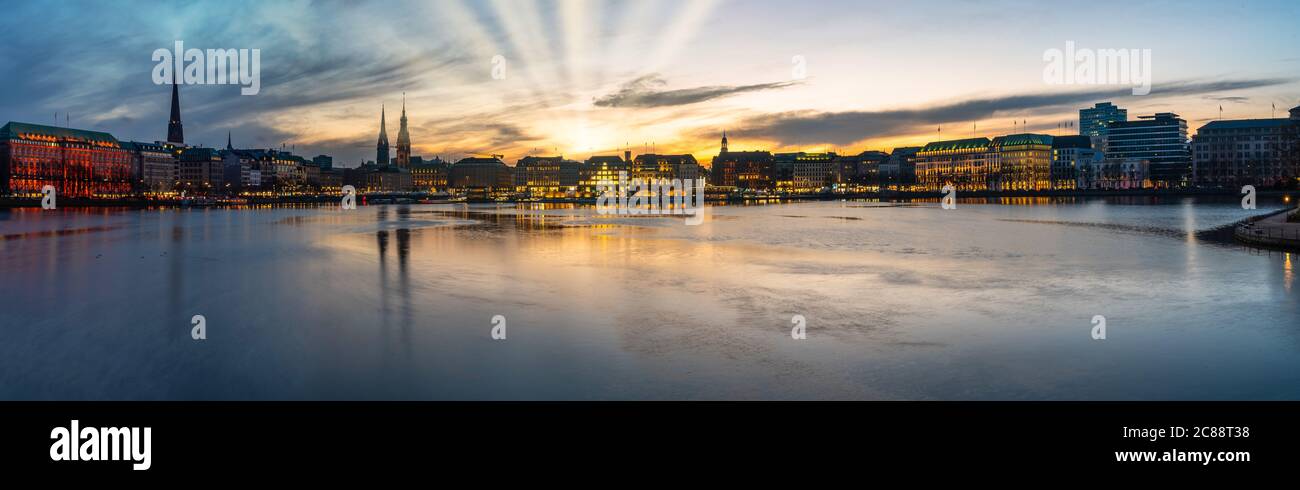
2,0,1297,165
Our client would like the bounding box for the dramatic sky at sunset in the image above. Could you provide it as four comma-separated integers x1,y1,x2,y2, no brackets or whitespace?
2,0,1298,166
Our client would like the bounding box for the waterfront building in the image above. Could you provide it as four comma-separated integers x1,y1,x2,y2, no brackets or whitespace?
122,141,177,194
631,154,700,182
1104,113,1190,188
0,122,133,198
395,97,411,169
515,155,568,197
221,151,253,192
790,152,838,192
559,159,581,192
448,156,513,197
915,138,992,191
711,150,775,190
302,163,321,192
274,152,307,192
1092,159,1149,190
1192,118,1299,188
1050,135,1101,190
989,134,1054,191
316,168,342,194
177,146,225,195
880,147,920,190
345,164,413,194
411,160,449,192
312,155,334,171
376,105,390,166
772,153,799,191
709,132,775,190
580,155,629,196
834,150,888,189
1079,102,1126,138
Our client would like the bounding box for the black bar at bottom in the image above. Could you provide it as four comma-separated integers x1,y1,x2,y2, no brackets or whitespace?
1,402,1293,477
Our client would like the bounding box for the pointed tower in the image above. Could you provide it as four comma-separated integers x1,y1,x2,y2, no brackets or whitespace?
167,71,184,145
720,130,728,153
396,93,411,169
226,131,233,151
376,104,390,166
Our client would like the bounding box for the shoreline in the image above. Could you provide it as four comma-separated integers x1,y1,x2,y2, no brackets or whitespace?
1234,207,1300,250
2,187,1296,209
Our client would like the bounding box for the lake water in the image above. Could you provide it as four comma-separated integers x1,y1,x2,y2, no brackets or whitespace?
1,197,1297,400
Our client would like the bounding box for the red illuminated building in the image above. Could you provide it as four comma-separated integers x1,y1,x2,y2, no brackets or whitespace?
1,121,133,198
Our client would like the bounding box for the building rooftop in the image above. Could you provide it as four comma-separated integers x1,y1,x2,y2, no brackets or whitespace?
585,155,626,164
1198,118,1294,131
0,121,121,145
1051,135,1093,149
991,133,1054,147
454,156,506,165
920,138,991,152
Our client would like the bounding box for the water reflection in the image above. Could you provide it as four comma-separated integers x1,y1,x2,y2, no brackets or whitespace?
1,198,1298,400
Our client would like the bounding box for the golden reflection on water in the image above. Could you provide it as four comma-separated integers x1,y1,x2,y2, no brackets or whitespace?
1286,253,1294,293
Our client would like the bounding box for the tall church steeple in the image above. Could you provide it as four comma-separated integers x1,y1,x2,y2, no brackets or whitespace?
376,104,390,166
396,93,411,169
720,130,728,153
167,71,184,145
226,131,233,151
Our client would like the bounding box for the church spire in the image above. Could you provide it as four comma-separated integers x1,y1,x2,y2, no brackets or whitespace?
720,130,728,153
396,93,411,169
167,70,184,145
226,131,233,150
376,104,390,166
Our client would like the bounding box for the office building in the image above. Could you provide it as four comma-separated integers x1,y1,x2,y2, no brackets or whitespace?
1192,118,1299,188
1079,102,1126,138
1104,113,1190,188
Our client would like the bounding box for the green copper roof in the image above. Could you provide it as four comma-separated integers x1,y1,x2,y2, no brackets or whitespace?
1,121,121,145
990,133,1053,148
920,138,991,152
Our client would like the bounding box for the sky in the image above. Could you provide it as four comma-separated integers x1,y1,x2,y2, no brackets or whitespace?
1,0,1298,167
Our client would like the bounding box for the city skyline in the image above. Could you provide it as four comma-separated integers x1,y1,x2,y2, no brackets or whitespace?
2,0,1299,166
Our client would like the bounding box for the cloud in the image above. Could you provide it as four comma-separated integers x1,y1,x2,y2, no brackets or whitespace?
732,78,1294,146
593,75,797,108
1203,95,1250,104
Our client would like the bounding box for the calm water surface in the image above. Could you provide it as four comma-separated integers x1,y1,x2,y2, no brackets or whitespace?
1,197,1297,400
